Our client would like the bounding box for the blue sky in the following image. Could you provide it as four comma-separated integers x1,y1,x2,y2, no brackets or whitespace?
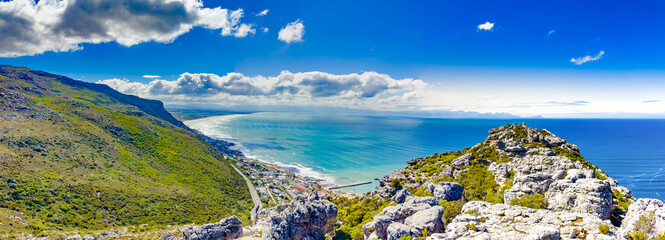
1,0,664,117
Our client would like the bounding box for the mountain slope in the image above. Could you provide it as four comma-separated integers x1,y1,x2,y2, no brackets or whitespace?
0,66,251,235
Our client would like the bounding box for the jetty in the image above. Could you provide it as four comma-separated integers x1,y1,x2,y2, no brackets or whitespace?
328,181,373,190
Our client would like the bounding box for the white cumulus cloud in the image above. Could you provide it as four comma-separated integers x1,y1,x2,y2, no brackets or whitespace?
570,51,605,65
256,9,269,16
99,71,427,110
233,23,256,37
262,27,269,33
278,19,305,43
142,75,161,79
0,0,255,57
547,29,555,37
477,21,494,31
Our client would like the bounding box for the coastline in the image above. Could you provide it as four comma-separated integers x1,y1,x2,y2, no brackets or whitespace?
184,114,362,202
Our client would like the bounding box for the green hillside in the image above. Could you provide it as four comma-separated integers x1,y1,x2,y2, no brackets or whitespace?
0,66,251,236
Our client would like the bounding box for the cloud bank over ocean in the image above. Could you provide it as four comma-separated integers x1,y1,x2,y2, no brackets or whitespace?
100,70,427,111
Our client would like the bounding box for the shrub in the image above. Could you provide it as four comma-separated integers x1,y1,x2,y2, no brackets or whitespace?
509,194,547,209
440,200,463,224
635,212,655,234
628,231,649,240
594,171,608,180
466,223,476,231
332,197,391,240
412,187,433,197
598,224,610,234
421,228,430,238
389,179,402,188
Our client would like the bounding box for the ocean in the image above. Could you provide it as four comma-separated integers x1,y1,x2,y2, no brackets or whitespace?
184,112,665,200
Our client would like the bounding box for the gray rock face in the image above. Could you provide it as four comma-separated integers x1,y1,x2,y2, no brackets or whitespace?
392,189,412,204
525,227,560,240
434,165,454,179
619,198,665,239
257,194,337,240
375,169,411,198
496,140,526,153
500,154,614,220
163,216,243,240
428,201,617,240
407,158,425,165
451,153,471,169
363,197,444,240
546,177,613,220
425,182,463,202
180,215,244,240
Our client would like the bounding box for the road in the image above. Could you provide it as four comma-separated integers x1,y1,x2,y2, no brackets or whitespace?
232,165,262,225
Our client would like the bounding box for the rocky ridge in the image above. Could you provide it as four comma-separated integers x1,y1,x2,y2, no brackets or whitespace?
358,124,665,240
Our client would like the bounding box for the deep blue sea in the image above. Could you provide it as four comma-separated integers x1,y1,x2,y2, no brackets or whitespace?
185,112,665,200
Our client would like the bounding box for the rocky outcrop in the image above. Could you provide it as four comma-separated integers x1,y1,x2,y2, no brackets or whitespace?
546,175,613,220
374,169,410,198
256,194,337,240
163,216,244,240
479,124,616,220
451,153,471,169
500,155,614,220
362,196,444,240
425,182,463,202
618,198,665,239
429,201,618,240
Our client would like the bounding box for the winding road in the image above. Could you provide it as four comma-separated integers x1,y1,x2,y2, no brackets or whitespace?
232,165,262,225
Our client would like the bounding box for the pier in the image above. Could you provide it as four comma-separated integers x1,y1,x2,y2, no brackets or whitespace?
328,181,373,190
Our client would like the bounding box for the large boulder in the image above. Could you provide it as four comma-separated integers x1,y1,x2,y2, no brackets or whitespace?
425,182,463,202
392,189,412,204
546,177,613,220
451,153,471,169
164,216,244,240
257,194,337,240
619,198,665,239
181,216,244,240
362,197,444,240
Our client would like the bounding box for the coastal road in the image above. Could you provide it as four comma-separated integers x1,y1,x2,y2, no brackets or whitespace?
232,165,262,225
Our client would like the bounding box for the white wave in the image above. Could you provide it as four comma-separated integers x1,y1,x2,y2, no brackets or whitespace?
185,114,246,139
184,113,337,185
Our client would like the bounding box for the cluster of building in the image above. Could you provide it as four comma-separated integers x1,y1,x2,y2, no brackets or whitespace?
237,158,331,206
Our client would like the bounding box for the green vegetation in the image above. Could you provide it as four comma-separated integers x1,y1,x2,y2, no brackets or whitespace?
465,223,477,231
598,224,610,234
456,165,503,203
626,231,665,240
613,189,632,211
505,124,528,141
509,194,547,209
331,197,392,240
635,213,656,236
440,200,463,224
0,66,251,236
628,232,649,240
595,171,608,180
412,187,433,197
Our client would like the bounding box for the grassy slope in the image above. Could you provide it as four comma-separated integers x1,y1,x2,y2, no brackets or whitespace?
0,66,251,236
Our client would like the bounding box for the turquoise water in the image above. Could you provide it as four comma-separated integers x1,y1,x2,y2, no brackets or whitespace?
185,113,665,200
